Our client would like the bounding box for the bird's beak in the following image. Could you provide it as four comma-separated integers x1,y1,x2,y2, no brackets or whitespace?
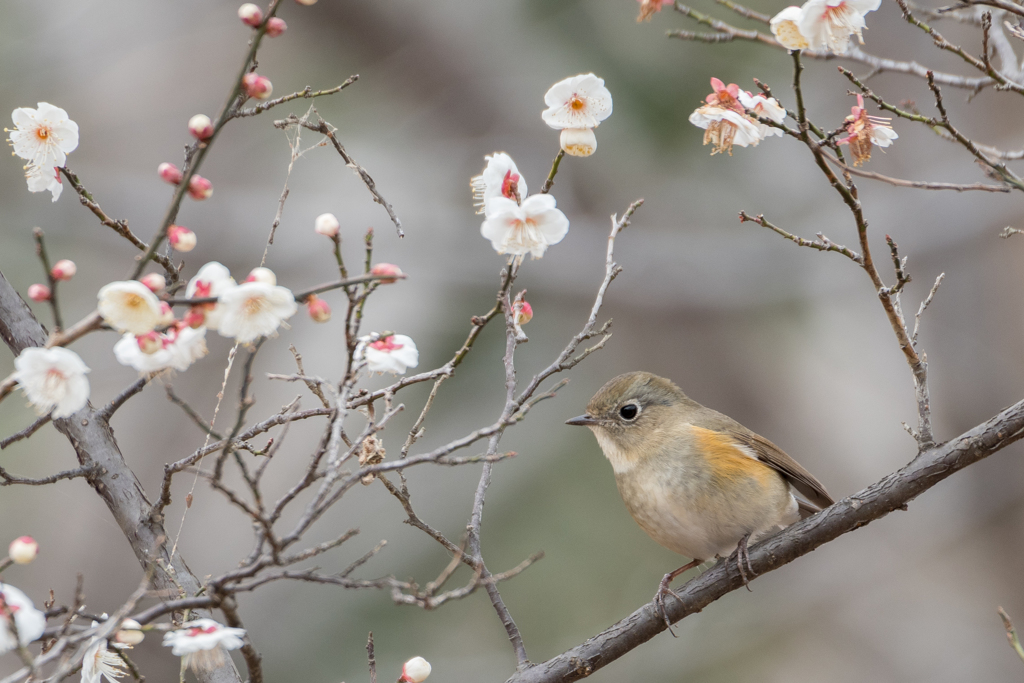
565,414,599,426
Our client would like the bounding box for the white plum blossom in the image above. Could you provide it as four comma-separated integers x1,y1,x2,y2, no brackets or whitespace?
798,0,881,53
770,6,810,50
25,163,63,202
114,326,208,374
559,128,597,157
162,619,245,673
81,631,126,683
838,94,898,165
186,262,237,331
401,657,432,683
97,281,164,335
7,103,79,170
217,280,297,344
12,346,90,418
689,78,763,155
0,584,46,654
356,334,419,375
542,74,613,130
470,153,527,215
480,194,569,259
8,537,38,565
739,91,787,138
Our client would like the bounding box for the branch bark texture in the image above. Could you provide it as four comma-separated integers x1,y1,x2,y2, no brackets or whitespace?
506,397,1024,683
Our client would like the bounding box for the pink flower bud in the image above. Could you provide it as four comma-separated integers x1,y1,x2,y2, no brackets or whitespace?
168,225,197,252
27,284,51,302
188,114,214,140
370,263,404,284
306,294,331,322
140,273,166,293
245,267,276,285
158,162,183,185
514,300,533,325
184,307,206,329
8,536,38,565
401,657,431,683
187,175,213,200
238,3,263,26
265,17,287,36
315,213,340,237
136,331,162,355
242,73,273,100
114,620,145,646
158,302,175,326
51,259,77,281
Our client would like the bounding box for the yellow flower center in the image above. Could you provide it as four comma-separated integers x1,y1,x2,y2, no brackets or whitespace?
124,293,144,308
570,96,586,111
35,126,50,141
243,296,267,315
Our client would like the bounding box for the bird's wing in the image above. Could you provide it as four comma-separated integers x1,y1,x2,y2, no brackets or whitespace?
727,429,835,510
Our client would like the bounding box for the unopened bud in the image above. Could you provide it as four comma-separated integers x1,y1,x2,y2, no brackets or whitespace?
8,536,38,565
238,3,263,26
188,114,214,140
158,302,175,326
265,17,287,36
27,284,51,302
514,300,533,325
51,259,76,281
306,294,331,322
168,225,197,252
559,127,597,157
184,307,206,329
187,175,213,200
114,619,145,646
158,162,183,185
242,73,273,100
136,331,162,355
140,273,166,293
245,267,276,286
401,657,431,683
370,263,403,284
314,213,340,237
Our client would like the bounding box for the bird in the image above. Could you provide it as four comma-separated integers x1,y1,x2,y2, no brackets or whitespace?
566,371,834,617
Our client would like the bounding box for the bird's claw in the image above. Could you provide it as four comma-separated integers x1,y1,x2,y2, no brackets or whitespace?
729,533,756,591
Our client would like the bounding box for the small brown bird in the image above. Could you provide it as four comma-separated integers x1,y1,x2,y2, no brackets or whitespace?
566,371,833,607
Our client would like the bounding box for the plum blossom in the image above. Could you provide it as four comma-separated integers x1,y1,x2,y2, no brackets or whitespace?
51,259,76,281
470,153,527,215
7,103,79,170
559,128,597,157
637,0,674,21
217,280,297,344
186,262,237,330
97,281,164,335
480,194,569,259
315,213,340,237
25,163,64,202
799,0,881,53
838,94,897,166
12,347,90,418
357,334,419,375
689,78,763,155
739,91,787,138
162,619,246,673
114,326,208,374
81,631,126,683
8,537,38,565
542,74,613,130
0,584,46,654
401,657,431,683
770,6,810,50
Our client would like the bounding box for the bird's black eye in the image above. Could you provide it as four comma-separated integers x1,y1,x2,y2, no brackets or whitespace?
619,403,639,421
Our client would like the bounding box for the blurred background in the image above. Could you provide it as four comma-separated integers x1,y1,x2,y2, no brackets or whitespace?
2,0,1024,681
